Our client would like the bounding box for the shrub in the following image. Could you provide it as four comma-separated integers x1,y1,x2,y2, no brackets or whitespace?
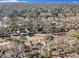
73,29,79,39
45,35,54,41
